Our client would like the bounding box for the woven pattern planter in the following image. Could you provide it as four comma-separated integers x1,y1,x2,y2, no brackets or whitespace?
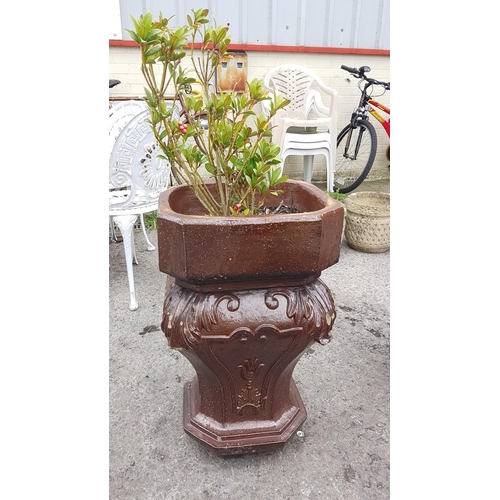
344,191,390,253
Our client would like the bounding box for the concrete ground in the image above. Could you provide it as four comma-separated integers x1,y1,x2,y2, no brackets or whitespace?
109,179,390,500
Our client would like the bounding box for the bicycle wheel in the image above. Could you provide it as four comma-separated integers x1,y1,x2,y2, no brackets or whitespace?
334,120,377,193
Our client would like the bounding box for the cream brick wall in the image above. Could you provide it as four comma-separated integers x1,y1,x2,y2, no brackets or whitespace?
109,47,390,185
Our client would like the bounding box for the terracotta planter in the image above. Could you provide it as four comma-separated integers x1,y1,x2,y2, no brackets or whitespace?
344,191,390,253
157,180,344,455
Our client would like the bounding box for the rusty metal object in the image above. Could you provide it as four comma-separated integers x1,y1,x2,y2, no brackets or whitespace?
158,180,344,455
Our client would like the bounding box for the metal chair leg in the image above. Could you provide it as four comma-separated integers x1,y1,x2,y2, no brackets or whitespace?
140,213,156,251
112,214,139,311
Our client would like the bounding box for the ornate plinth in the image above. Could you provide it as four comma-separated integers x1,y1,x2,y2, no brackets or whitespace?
162,276,336,455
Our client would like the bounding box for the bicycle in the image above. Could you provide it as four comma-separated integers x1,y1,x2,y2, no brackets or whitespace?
334,65,390,193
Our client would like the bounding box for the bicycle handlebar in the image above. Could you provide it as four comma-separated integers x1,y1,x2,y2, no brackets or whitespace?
341,65,390,90
341,64,361,75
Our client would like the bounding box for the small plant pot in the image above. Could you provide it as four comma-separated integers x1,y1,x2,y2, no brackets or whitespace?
344,191,390,253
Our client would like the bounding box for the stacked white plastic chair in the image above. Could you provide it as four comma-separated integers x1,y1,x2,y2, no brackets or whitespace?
263,65,338,192
109,110,171,310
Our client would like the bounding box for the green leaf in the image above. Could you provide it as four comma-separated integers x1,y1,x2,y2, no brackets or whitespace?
144,45,161,58
270,167,281,185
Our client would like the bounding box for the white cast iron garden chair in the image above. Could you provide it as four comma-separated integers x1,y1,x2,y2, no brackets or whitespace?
263,64,338,191
109,100,148,156
108,100,152,246
109,110,172,310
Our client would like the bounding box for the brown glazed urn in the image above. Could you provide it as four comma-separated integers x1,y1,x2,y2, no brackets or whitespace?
157,180,344,455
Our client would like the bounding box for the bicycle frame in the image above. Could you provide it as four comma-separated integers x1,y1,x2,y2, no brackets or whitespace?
367,99,390,137
345,87,390,159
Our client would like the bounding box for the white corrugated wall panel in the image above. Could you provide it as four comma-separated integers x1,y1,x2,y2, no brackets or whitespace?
118,0,390,50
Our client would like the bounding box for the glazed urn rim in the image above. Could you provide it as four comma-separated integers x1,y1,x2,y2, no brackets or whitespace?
157,179,345,292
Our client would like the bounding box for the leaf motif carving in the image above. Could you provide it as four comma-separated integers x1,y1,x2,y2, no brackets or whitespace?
236,357,265,415
264,279,336,344
162,280,240,349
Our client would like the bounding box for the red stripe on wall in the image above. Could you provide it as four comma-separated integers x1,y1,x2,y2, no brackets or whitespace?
109,39,389,56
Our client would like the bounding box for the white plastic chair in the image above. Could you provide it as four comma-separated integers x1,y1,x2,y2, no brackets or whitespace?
281,132,333,191
263,64,338,191
109,110,172,310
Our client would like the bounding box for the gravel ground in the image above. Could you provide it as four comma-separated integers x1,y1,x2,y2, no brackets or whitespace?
109,211,390,500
